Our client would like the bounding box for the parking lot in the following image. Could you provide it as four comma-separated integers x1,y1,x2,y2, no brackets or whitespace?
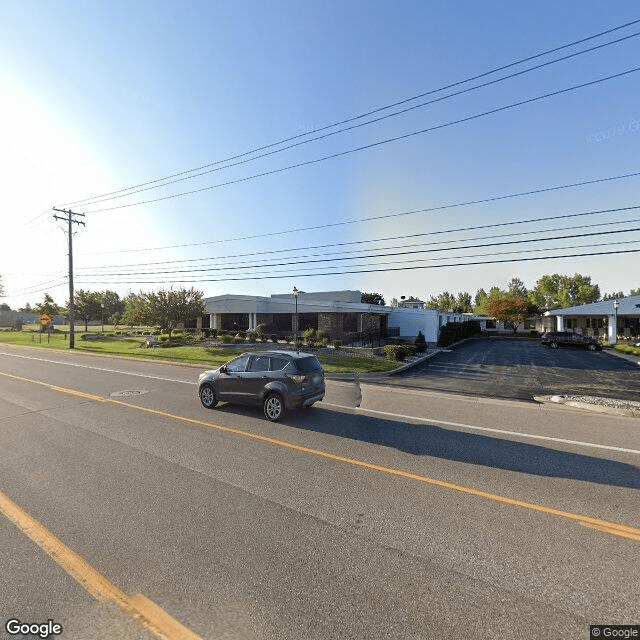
381,338,640,402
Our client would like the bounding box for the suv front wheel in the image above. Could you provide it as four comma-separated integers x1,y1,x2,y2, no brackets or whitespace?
264,393,284,421
549,342,559,349
199,384,218,409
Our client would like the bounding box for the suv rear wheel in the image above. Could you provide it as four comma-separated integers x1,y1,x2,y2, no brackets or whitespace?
264,393,284,421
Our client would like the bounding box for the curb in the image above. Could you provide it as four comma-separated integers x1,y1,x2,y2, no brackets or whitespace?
324,349,445,381
601,348,640,367
534,395,640,418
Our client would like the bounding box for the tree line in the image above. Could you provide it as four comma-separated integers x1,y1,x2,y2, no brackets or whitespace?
6,288,205,340
363,273,639,333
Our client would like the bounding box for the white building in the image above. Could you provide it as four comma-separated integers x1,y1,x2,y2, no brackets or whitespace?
193,290,481,347
544,295,640,344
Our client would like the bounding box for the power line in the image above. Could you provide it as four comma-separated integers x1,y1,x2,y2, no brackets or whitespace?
63,31,640,209
76,204,640,270
8,279,69,297
75,226,640,278
79,66,640,214
103,239,639,280
73,247,640,284
77,219,640,277
23,207,53,227
80,171,640,255
59,17,640,208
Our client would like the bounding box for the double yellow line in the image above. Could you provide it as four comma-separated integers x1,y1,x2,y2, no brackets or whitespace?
0,370,639,638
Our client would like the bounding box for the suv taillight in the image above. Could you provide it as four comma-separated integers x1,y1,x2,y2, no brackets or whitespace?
288,374,305,384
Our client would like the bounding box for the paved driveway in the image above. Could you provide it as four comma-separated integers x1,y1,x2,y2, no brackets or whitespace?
380,338,640,401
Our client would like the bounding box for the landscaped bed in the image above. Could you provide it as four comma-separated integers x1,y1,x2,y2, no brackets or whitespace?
0,330,400,374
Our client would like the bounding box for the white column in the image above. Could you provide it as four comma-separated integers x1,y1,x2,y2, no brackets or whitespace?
556,315,564,331
607,315,617,343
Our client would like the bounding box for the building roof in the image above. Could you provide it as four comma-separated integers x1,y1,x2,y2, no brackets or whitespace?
203,292,387,315
544,295,640,316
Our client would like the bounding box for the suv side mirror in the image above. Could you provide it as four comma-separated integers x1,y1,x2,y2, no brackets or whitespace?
220,365,227,374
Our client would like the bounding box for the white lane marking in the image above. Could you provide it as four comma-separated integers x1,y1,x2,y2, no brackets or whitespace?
3,350,637,455
321,403,640,455
0,351,197,385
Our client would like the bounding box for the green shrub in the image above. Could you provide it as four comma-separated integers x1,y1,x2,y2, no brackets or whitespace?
404,344,418,357
615,344,640,355
255,323,266,339
220,334,234,344
384,345,407,361
332,340,342,349
301,328,316,342
294,340,304,350
438,320,481,347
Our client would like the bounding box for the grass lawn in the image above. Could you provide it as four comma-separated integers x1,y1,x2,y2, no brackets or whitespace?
0,331,400,373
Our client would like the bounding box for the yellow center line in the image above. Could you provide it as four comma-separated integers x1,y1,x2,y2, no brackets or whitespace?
2,370,639,543
0,490,201,639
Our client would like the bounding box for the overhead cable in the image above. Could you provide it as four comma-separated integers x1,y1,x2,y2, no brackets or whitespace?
78,67,640,214
59,17,640,208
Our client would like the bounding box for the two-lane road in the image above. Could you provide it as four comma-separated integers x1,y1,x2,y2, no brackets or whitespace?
0,344,638,639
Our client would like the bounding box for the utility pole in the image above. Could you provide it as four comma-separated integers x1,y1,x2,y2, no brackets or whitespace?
53,208,85,349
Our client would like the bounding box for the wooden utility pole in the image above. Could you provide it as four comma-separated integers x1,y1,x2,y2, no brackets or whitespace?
52,208,85,349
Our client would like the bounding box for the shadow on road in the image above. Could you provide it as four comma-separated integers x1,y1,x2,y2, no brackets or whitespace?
214,403,640,490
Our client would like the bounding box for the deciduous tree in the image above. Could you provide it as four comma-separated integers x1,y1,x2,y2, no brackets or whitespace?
34,293,61,320
73,290,102,331
529,273,600,310
124,288,205,341
427,291,473,313
361,292,385,305
488,297,538,333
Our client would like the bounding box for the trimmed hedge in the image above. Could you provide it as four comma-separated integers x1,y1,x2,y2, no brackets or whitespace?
437,320,481,347
384,345,407,361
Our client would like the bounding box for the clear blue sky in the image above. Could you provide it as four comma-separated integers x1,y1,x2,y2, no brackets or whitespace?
1,0,639,309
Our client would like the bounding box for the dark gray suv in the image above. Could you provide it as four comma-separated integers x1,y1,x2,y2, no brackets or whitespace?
198,350,325,421
540,331,602,351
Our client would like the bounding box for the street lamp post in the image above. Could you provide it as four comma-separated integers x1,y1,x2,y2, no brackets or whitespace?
101,302,105,333
613,298,620,343
293,286,299,342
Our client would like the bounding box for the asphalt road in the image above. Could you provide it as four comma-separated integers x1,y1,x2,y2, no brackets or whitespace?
0,344,638,639
387,337,640,401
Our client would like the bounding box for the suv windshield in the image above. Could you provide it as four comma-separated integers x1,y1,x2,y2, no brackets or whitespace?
295,356,323,373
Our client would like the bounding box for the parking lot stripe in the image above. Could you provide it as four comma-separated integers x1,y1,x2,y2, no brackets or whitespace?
1,370,639,543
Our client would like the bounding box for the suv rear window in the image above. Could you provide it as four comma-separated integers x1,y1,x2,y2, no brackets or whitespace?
270,357,290,371
295,356,322,373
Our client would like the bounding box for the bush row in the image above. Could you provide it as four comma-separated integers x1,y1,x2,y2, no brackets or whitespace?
383,344,419,361
437,321,481,347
